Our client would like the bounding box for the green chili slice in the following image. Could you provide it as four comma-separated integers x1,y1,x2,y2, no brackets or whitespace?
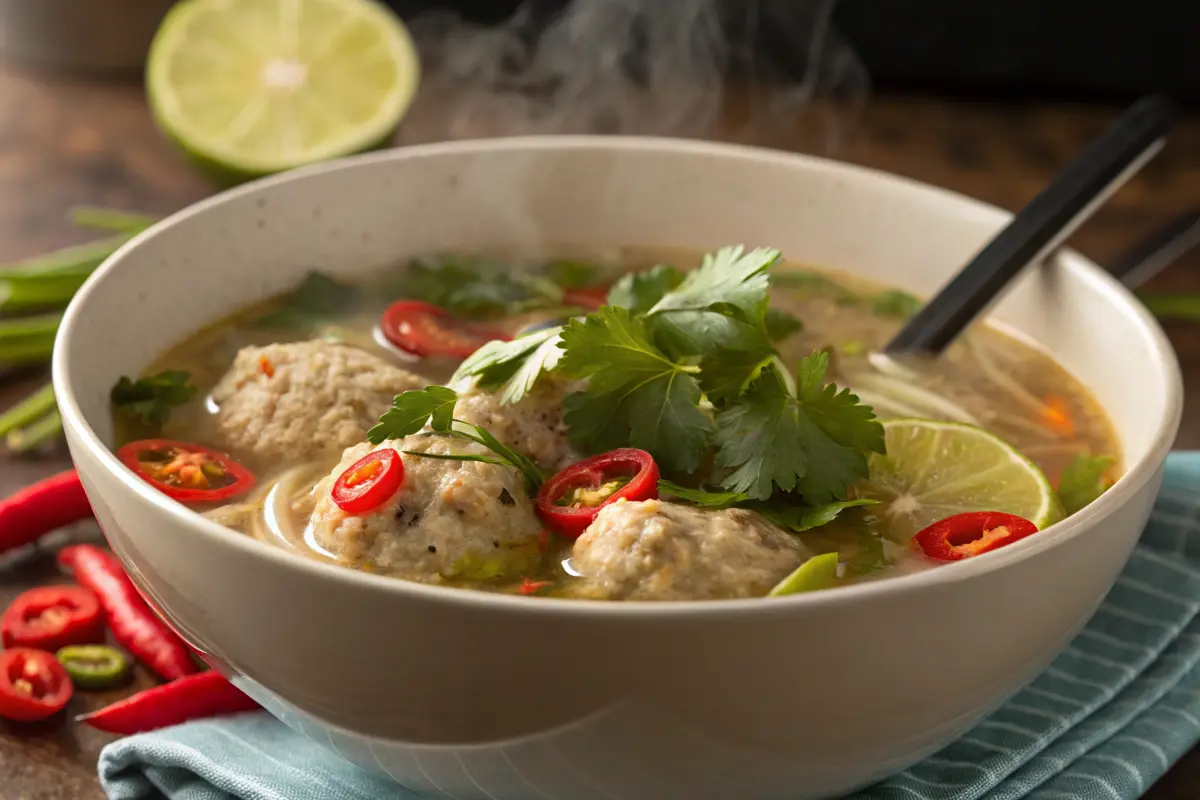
55,645,131,690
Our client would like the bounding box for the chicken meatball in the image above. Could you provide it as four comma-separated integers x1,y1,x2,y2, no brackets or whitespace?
453,380,578,469
210,340,425,462
309,435,543,581
570,500,809,601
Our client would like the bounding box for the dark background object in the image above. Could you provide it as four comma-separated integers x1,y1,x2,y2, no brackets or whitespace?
387,0,1200,105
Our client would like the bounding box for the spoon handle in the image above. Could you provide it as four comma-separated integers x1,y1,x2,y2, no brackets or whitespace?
885,95,1176,357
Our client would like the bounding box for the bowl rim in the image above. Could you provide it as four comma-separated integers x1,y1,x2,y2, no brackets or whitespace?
52,134,1185,619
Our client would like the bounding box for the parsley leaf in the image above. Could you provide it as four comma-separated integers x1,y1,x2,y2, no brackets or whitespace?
715,352,884,502
559,307,712,474
754,498,878,532
451,328,561,390
110,369,197,426
606,264,684,313
699,349,775,405
1058,454,1115,515
657,481,749,509
496,332,565,405
765,307,803,341
370,386,544,494
368,386,458,443
253,272,361,330
649,245,779,320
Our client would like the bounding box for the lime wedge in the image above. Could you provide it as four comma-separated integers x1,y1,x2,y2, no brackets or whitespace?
857,419,1063,542
146,0,420,183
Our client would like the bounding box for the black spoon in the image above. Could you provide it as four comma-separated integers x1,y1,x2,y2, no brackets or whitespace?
884,95,1177,357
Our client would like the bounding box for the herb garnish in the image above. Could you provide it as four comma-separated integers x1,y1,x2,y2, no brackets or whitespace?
252,271,362,330
378,244,887,534
1057,454,1115,515
110,370,197,426
367,386,544,494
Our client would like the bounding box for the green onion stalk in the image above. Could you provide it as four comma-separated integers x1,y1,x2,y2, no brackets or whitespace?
0,207,157,455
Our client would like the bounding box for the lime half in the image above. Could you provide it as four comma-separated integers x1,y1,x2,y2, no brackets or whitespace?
147,0,420,183
857,419,1063,542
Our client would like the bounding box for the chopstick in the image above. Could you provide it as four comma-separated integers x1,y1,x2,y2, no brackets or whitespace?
1108,209,1200,289
885,94,1176,357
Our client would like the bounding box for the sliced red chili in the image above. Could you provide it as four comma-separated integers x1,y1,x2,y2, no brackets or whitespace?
914,511,1040,561
0,648,73,722
77,670,259,735
535,448,660,538
562,286,610,310
332,448,405,514
381,301,509,359
1,585,104,652
518,577,551,596
117,439,255,504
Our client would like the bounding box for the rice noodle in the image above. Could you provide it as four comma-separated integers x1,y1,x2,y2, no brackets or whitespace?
848,371,980,425
247,464,329,557
967,335,1053,415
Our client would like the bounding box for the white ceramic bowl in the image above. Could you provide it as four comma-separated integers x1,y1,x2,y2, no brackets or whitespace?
53,138,1182,800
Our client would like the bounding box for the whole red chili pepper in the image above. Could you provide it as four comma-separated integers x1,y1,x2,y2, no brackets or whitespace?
78,670,260,735
0,470,93,553
1,585,105,652
57,544,196,681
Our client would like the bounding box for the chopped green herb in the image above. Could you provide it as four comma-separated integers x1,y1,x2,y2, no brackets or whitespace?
872,290,923,319
754,497,878,533
369,386,544,494
649,245,778,320
768,552,840,596
392,256,563,319
605,264,684,314
546,259,602,289
802,527,890,575
656,481,749,509
253,271,362,330
559,307,712,475
1057,454,1115,515
110,369,197,426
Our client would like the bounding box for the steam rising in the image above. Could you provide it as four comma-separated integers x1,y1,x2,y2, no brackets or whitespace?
397,0,869,152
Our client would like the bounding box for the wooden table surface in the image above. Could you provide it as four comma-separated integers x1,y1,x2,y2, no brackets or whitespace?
1,65,1199,799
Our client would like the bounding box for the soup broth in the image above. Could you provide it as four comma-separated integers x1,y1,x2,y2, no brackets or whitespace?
112,246,1120,601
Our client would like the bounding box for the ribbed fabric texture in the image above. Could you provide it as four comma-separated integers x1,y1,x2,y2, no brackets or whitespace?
100,453,1200,800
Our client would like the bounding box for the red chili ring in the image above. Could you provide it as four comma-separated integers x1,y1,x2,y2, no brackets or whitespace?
535,448,660,538
380,301,509,359
1,585,104,653
0,647,73,723
117,439,256,504
913,511,1040,561
332,448,406,515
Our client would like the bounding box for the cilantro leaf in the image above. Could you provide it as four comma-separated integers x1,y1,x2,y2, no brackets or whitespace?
370,386,545,494
393,257,561,319
715,352,884,502
451,328,560,390
368,386,458,443
606,264,684,313
657,481,749,509
1058,454,1115,515
110,369,197,426
252,272,361,330
496,332,564,405
699,349,774,405
765,307,803,341
649,245,779,320
872,290,922,319
754,498,878,533
546,260,601,289
559,307,712,474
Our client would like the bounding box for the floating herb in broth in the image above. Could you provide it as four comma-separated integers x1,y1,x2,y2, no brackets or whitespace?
114,244,1121,601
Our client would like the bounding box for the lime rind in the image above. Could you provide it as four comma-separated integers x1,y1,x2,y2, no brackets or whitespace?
146,0,420,183
859,418,1063,543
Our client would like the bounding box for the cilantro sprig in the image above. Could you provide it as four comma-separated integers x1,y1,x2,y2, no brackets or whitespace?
110,369,197,426
380,244,887,532
367,386,544,494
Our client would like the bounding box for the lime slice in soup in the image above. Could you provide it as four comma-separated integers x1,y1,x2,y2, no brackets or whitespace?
146,0,420,183
858,419,1064,543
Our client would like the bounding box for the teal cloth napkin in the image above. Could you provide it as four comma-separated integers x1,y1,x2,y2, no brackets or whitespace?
100,453,1200,800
